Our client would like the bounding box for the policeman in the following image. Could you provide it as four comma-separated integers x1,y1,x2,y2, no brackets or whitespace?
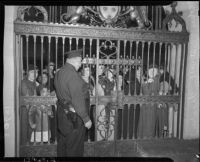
54,49,92,157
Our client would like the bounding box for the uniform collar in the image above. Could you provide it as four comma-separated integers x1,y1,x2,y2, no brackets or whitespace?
65,62,77,72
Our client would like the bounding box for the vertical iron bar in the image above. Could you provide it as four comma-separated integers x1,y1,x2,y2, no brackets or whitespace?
33,35,36,96
48,36,51,90
123,40,130,139
20,36,23,80
89,39,92,58
127,104,129,139
119,41,123,140
129,41,132,139
95,39,100,142
158,42,162,95
50,6,52,22
88,38,92,142
173,43,178,95
178,43,184,139
180,43,188,139
153,42,156,82
60,6,62,23
123,40,127,95
147,42,151,81
155,6,158,30
26,105,30,145
54,104,57,144
16,34,20,141
140,41,144,95
168,44,172,95
55,37,58,71
132,104,136,139
115,40,120,142
48,6,50,22
26,35,29,73
163,43,167,95
158,43,162,72
121,40,126,140
41,108,43,144
62,37,65,66
34,111,36,144
128,41,132,96
53,6,56,23
76,37,79,50
152,6,154,30
134,41,139,96
83,38,86,58
69,37,72,51
53,6,55,23
48,108,50,144
52,6,54,23
178,43,184,96
55,6,57,23
16,34,21,153
41,36,44,84
176,43,184,138
172,106,175,137
132,45,135,140
120,41,124,95
159,6,162,29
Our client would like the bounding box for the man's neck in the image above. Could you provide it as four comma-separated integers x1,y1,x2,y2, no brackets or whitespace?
66,61,77,71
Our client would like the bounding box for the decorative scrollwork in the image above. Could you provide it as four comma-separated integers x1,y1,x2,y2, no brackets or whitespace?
28,104,52,115
97,105,115,140
16,6,48,22
61,6,151,29
82,58,142,66
99,40,117,59
21,96,57,106
162,2,187,32
93,95,180,105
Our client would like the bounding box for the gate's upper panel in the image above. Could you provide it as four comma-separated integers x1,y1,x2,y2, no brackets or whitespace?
14,4,189,43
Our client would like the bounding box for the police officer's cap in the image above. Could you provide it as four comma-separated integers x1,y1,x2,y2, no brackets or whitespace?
65,49,83,59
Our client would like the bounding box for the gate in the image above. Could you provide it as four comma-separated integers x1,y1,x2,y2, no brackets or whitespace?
14,4,189,157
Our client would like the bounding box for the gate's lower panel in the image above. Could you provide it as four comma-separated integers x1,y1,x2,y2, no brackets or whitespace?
20,144,57,157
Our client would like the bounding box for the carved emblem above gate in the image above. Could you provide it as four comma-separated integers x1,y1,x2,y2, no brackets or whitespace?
98,6,121,24
61,6,151,29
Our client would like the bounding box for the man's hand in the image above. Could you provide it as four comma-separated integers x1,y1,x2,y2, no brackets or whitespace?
50,91,56,96
84,120,92,129
30,124,36,129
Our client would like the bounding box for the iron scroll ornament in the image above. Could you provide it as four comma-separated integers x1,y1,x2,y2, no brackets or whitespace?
162,1,187,32
96,90,124,140
16,6,48,22
61,6,151,29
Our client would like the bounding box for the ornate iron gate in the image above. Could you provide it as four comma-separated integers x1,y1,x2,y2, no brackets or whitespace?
14,4,189,156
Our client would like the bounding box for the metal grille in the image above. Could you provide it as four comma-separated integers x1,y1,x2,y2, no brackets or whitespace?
15,4,189,154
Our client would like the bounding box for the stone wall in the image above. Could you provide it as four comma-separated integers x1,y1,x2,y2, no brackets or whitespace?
176,1,199,139
3,6,18,156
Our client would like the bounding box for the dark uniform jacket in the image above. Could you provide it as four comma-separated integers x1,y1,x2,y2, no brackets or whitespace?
54,62,90,126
